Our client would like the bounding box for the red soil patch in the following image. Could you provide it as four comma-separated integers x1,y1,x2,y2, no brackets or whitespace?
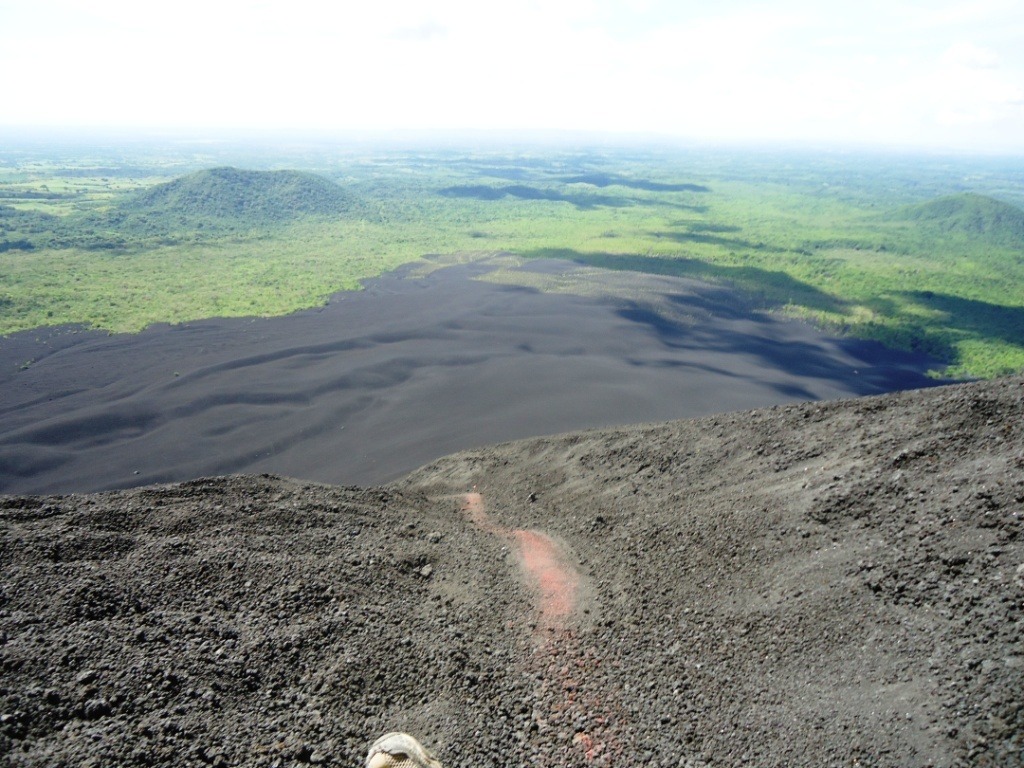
512,529,578,626
460,492,579,629
460,491,614,764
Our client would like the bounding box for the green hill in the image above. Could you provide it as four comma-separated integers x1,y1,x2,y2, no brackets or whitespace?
113,167,353,232
894,192,1024,245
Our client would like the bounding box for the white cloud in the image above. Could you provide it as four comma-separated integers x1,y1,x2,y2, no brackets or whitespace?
915,0,1024,28
941,42,999,69
1,0,1023,151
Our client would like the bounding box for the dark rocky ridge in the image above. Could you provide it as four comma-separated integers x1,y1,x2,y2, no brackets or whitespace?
2,376,1023,767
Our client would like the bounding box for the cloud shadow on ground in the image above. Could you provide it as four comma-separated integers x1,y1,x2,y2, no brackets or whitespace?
438,184,632,210
521,247,845,315
561,173,710,193
650,229,770,251
904,291,1024,348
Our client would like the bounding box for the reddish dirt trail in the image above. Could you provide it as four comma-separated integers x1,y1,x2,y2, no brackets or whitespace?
460,492,621,765
460,491,579,631
512,529,578,625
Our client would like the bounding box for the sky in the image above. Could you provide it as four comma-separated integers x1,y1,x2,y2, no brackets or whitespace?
2,0,1023,152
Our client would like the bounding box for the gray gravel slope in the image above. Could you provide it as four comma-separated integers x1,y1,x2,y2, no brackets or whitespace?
3,376,1023,767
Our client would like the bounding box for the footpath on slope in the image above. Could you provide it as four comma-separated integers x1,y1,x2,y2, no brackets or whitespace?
458,490,623,765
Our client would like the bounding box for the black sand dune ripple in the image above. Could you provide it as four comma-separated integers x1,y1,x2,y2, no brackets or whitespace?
0,258,945,495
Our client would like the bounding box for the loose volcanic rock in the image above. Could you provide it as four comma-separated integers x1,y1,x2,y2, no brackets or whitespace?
3,376,1024,767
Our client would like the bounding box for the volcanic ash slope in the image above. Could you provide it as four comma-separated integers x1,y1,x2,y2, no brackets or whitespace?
2,377,1023,767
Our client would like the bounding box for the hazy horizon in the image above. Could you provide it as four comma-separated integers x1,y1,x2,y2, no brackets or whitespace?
3,1,1023,155
4,125,1024,161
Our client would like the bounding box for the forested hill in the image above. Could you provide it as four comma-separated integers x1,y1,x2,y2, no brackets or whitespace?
115,167,354,229
894,192,1024,246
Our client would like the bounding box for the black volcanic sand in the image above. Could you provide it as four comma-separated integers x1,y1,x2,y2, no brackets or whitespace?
2,377,1022,767
0,255,942,495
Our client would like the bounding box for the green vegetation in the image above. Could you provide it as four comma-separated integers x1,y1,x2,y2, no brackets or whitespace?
891,193,1024,246
118,167,356,231
2,138,1024,378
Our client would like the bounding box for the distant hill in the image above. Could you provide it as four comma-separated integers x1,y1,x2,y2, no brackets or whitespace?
114,167,353,231
893,192,1024,245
